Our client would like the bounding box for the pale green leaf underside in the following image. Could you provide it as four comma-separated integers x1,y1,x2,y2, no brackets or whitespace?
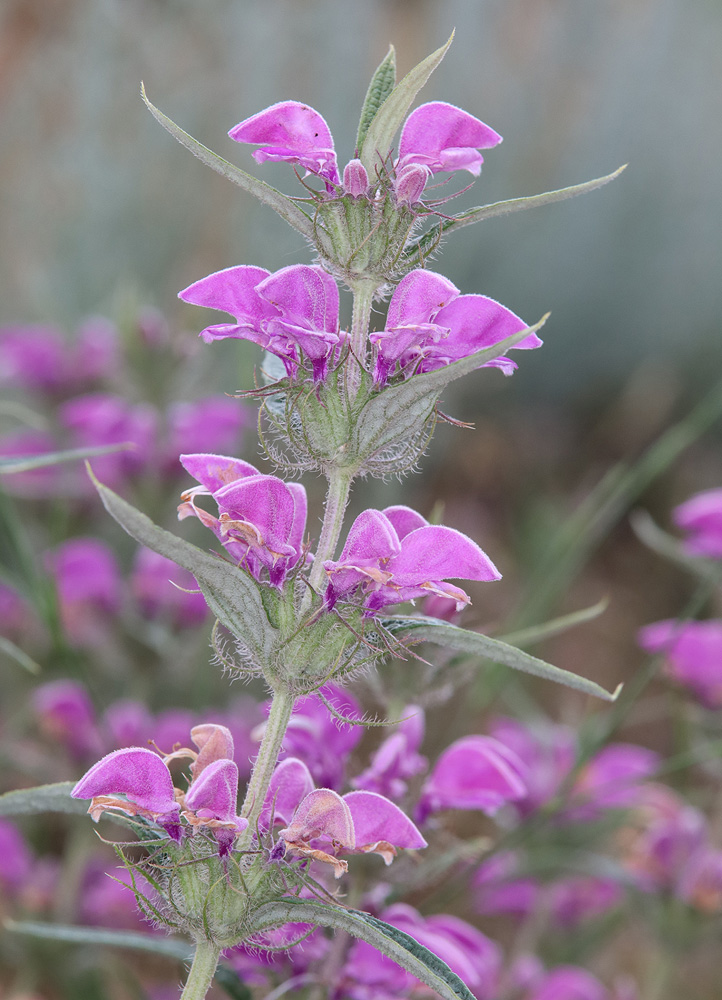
360,33,454,176
5,919,192,960
384,615,620,701
0,782,86,817
353,317,548,461
89,470,274,661
141,84,313,239
0,635,41,674
356,45,397,152
250,899,476,1000
0,442,134,475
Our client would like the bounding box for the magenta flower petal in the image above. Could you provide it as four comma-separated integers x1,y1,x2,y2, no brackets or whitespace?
178,265,273,335
280,788,355,849
71,747,178,816
180,452,260,495
215,475,302,562
324,509,400,600
421,735,528,818
639,619,722,707
190,723,235,777
391,525,501,588
32,679,101,759
184,758,242,825
528,966,608,1000
261,757,315,830
343,789,427,856
398,101,502,177
386,270,460,331
427,294,541,372
673,488,722,558
382,505,429,540
229,101,339,184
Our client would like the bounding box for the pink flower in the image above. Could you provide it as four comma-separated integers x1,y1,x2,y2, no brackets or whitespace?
131,547,208,628
44,538,122,646
638,619,722,707
178,264,340,383
325,504,500,613
370,269,542,385
672,488,722,558
32,679,102,759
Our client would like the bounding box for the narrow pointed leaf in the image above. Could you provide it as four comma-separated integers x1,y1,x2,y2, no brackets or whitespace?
0,636,41,674
249,900,476,1000
353,318,547,463
5,919,193,960
89,469,274,661
0,782,86,817
360,33,454,176
498,597,609,648
141,85,314,239
631,510,722,584
356,46,397,152
0,442,134,475
410,166,626,260
382,615,620,701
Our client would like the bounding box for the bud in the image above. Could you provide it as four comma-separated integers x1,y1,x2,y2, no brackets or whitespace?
342,158,369,197
394,162,431,205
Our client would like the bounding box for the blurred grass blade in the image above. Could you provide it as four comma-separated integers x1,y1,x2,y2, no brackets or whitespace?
499,597,609,648
631,509,722,584
4,920,192,960
383,615,620,700
251,899,476,1000
512,378,722,629
0,442,134,475
0,636,41,674
141,84,314,238
0,782,86,817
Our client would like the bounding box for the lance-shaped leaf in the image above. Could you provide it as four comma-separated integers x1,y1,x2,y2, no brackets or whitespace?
360,33,454,177
249,899,476,1000
352,318,547,465
356,45,397,152
382,615,620,701
0,782,86,817
0,442,134,475
141,85,313,239
410,166,626,260
498,597,609,648
89,468,274,662
5,920,193,959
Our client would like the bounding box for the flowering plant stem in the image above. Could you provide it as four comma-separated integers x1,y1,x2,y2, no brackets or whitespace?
180,940,221,1000
307,470,354,596
238,688,295,838
346,279,376,399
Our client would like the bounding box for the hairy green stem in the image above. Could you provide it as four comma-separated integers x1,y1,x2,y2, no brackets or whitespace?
180,940,221,1000
307,470,353,597
238,688,295,837
346,279,376,399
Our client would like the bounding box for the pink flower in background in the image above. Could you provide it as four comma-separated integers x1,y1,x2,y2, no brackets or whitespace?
672,488,722,558
32,679,102,759
60,393,157,488
0,819,33,893
0,325,70,391
353,707,427,801
276,684,364,788
164,397,248,468
0,429,59,497
638,619,722,707
131,547,208,628
418,735,528,821
44,538,122,645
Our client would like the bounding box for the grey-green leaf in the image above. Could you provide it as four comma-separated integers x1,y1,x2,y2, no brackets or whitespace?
498,597,609,648
0,635,41,674
5,919,193,960
383,615,620,701
356,46,397,152
410,166,626,260
360,33,454,177
250,900,476,1000
0,442,134,475
0,782,86,817
353,318,547,464
89,469,274,662
141,85,314,239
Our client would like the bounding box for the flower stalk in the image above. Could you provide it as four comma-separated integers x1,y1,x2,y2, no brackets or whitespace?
179,941,221,1000
238,688,295,838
